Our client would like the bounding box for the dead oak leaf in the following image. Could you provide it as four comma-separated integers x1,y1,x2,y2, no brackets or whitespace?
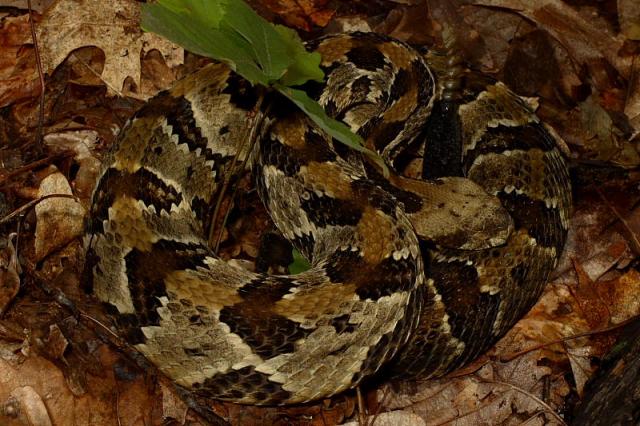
570,259,612,330
259,0,334,31
472,0,630,78
37,0,183,99
380,354,569,425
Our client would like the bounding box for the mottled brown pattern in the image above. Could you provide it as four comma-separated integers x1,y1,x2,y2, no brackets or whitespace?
300,161,354,199
356,206,398,265
316,34,355,65
85,33,571,405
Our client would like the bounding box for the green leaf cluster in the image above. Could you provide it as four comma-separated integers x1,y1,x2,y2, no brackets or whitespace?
141,0,387,171
141,0,323,86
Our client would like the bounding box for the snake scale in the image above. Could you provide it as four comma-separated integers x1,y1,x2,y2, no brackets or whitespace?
84,32,572,405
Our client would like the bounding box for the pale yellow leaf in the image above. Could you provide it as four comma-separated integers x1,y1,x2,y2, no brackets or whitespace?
37,0,183,98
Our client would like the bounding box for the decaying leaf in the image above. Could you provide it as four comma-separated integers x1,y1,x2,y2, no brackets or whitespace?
574,94,640,168
472,0,631,79
381,354,568,425
37,0,184,98
343,411,426,426
257,0,335,31
34,172,85,261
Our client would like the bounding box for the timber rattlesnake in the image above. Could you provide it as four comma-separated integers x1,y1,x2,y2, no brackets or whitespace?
84,32,572,405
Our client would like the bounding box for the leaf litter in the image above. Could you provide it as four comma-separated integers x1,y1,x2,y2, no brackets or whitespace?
0,0,639,424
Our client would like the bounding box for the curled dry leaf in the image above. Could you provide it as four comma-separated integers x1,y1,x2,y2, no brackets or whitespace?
37,0,183,99
9,386,53,426
34,172,85,261
43,131,102,202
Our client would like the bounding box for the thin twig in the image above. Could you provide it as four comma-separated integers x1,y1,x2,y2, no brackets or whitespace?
478,379,567,425
500,315,639,362
0,150,74,186
79,312,120,340
27,0,45,156
0,193,78,225
208,90,266,252
71,52,124,97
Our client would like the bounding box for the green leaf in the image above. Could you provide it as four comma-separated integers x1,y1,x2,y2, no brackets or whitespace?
221,0,291,81
273,25,324,86
142,2,269,84
275,84,389,175
288,248,311,275
141,0,322,87
141,0,387,174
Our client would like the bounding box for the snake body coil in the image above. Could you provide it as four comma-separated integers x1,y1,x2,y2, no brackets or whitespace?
85,33,571,405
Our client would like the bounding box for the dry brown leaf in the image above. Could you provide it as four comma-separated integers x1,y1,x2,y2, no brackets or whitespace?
624,63,640,137
553,193,635,283
0,236,20,315
381,354,568,425
343,411,426,426
459,5,525,72
37,0,183,99
571,260,611,330
574,94,640,168
34,172,85,261
0,14,39,108
618,0,640,40
0,342,159,425
471,0,631,79
610,269,640,323
43,131,102,202
258,0,334,31
160,382,189,424
566,345,594,396
1,0,52,12
9,386,53,426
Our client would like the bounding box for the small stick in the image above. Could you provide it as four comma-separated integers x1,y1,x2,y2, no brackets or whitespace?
0,150,74,186
500,315,639,362
356,386,367,426
208,91,267,252
0,193,78,225
27,0,46,156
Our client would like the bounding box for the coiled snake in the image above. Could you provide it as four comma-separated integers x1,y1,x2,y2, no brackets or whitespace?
84,32,572,405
